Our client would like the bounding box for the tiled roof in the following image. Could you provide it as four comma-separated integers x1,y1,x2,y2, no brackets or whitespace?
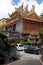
23,17,43,23
5,4,43,27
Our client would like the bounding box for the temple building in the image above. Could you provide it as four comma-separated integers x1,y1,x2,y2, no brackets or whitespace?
3,4,43,35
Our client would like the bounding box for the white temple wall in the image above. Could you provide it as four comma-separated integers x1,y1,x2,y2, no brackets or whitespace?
16,20,23,32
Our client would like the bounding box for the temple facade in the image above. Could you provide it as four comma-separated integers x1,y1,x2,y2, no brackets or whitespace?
3,4,43,34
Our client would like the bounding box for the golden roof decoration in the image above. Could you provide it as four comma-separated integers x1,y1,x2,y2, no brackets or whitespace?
30,5,35,12
15,3,24,12
26,5,35,16
25,4,28,12
5,4,43,25
8,13,11,17
15,4,29,17
20,3,23,9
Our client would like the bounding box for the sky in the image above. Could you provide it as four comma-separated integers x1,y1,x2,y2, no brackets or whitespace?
0,0,43,19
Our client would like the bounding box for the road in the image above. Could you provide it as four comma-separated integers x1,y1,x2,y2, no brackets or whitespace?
8,51,43,65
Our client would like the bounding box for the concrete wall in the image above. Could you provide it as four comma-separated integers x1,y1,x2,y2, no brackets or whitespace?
16,20,23,32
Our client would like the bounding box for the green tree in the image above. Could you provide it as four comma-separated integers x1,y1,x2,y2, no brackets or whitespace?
40,12,43,20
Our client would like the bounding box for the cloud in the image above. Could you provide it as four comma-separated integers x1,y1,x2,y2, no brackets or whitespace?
0,0,43,19
0,0,15,19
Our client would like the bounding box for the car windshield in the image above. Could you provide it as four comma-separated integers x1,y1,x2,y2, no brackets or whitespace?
19,45,23,47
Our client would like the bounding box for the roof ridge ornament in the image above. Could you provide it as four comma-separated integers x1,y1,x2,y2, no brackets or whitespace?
15,3,24,12
25,4,28,11
8,13,10,16
20,3,23,9
30,5,35,12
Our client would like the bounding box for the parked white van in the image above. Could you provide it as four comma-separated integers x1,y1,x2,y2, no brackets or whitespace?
17,44,24,51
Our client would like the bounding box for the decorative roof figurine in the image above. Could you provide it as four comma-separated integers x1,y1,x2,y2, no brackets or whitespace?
15,3,24,12
20,3,23,10
30,5,35,12
25,4,28,12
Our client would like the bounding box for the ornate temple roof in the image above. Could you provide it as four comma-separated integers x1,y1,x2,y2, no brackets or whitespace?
23,5,43,22
0,4,43,29
5,4,43,27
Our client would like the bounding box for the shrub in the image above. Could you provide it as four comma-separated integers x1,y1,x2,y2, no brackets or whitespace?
21,42,29,44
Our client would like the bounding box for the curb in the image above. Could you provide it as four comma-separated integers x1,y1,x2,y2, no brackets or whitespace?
38,59,43,65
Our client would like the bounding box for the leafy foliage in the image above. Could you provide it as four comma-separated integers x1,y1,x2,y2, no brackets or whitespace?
37,28,43,40
37,28,43,33
40,13,43,20
21,42,28,44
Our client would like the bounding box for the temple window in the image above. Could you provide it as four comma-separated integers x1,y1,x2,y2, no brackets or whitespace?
13,24,16,31
6,27,8,31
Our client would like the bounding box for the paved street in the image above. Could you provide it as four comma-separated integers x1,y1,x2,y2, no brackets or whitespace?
8,51,43,65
